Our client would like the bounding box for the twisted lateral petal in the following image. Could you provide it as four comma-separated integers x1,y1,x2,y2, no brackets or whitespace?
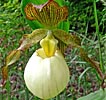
1,50,21,81
53,29,81,47
18,29,47,50
2,66,8,81
24,49,70,99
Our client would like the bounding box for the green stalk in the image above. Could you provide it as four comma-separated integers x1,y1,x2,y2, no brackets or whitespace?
6,79,11,100
1,88,3,100
25,86,29,100
56,95,60,100
93,0,104,73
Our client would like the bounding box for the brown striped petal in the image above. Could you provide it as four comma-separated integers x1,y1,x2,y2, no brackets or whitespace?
24,0,68,28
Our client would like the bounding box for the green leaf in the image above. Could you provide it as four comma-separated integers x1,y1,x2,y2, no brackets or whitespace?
77,88,106,100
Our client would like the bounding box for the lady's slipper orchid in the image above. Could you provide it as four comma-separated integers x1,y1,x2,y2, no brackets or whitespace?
24,33,70,99
1,0,101,99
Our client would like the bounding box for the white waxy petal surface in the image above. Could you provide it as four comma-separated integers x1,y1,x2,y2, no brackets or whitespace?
24,50,70,99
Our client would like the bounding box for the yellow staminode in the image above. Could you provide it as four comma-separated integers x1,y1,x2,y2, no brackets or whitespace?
40,30,58,57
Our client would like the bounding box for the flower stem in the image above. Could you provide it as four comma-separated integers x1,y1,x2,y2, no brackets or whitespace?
93,0,104,73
